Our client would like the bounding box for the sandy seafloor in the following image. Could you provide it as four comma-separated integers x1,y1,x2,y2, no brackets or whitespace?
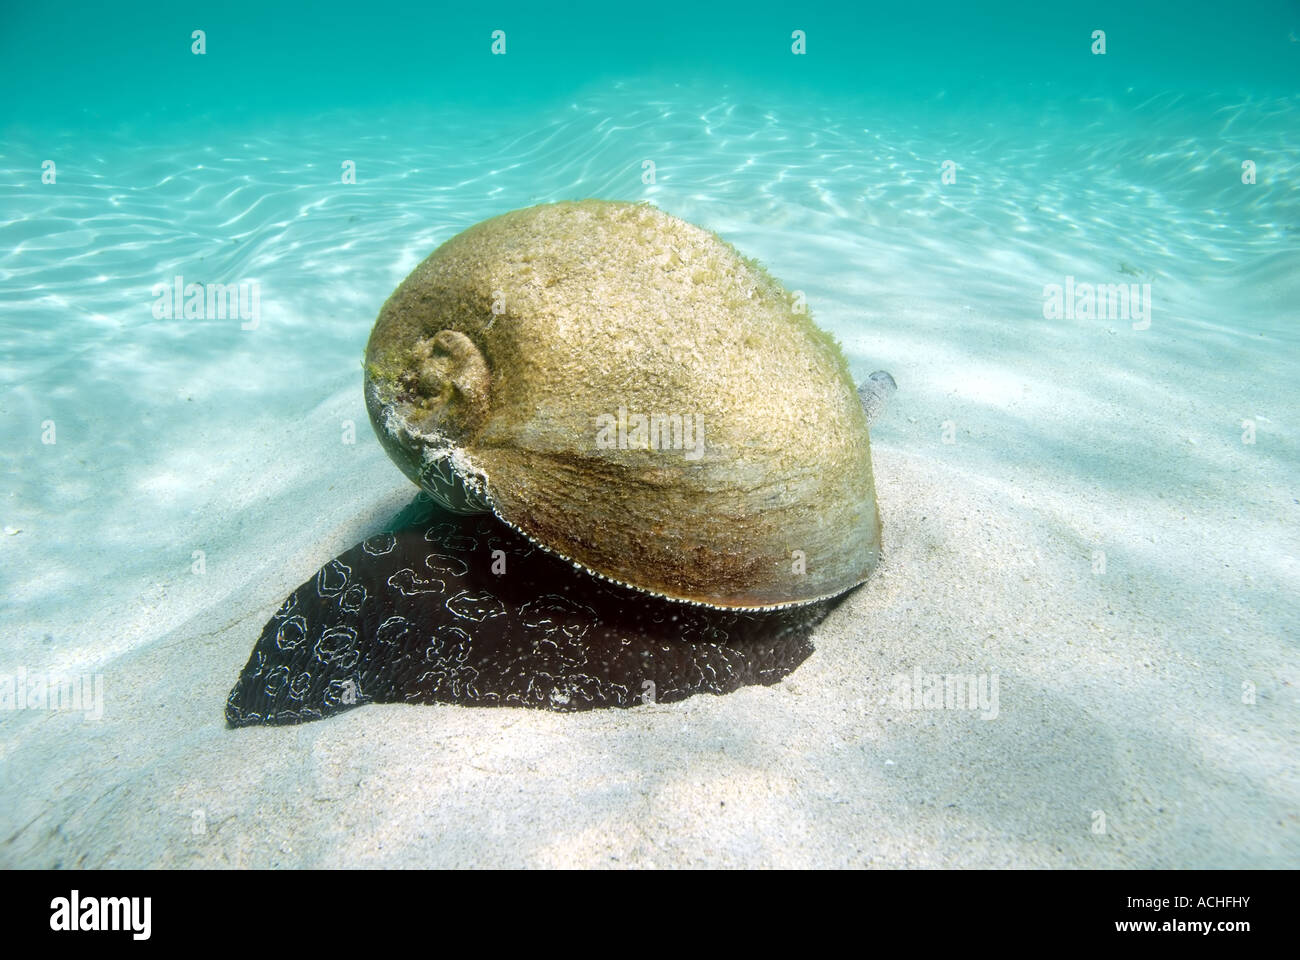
1,84,1297,867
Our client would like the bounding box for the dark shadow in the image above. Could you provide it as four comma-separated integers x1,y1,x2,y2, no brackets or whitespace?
225,495,834,725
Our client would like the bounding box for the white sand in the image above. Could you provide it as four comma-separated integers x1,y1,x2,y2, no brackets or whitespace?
3,384,1294,867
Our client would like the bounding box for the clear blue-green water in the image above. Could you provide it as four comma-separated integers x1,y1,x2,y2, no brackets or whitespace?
0,2,1296,868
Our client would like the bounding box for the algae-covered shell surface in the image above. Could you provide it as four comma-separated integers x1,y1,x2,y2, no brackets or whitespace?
364,200,881,609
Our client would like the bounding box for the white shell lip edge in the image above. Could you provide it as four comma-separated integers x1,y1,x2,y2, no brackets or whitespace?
367,379,873,612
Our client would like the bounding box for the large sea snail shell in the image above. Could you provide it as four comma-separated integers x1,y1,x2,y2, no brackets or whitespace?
363,200,882,609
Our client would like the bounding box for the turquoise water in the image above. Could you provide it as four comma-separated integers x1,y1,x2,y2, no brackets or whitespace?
1,2,1297,867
